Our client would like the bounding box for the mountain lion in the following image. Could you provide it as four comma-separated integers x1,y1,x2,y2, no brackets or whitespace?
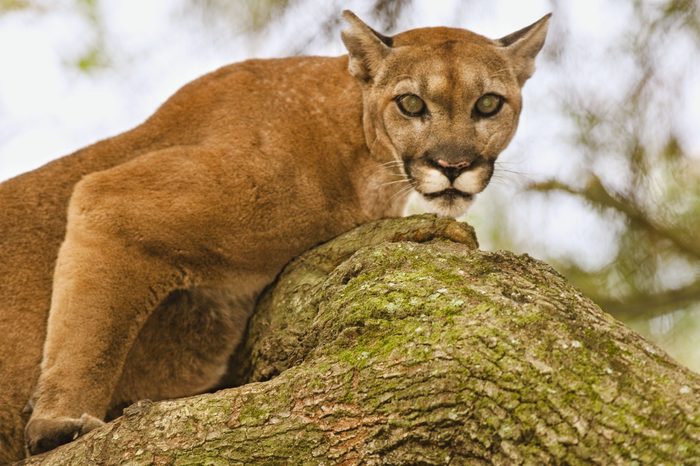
0,10,549,461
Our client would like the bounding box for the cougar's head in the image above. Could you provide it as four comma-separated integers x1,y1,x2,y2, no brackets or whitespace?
341,11,550,217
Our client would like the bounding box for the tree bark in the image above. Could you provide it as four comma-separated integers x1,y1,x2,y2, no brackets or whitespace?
20,215,700,465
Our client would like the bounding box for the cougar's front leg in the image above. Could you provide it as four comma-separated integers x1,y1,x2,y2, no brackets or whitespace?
25,169,190,455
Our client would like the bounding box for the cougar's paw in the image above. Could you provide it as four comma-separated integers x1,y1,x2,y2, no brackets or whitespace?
392,216,478,249
25,413,105,455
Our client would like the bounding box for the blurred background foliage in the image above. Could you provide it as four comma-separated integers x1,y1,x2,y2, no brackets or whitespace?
531,0,700,371
1,0,698,371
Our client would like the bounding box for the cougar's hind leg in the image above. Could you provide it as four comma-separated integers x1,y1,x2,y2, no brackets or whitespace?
25,145,273,454
25,220,186,455
24,150,205,455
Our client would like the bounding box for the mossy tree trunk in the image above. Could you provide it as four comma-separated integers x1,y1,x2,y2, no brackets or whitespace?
20,216,700,465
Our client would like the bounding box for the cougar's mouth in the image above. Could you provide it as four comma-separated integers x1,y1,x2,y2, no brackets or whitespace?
422,188,473,201
416,186,475,218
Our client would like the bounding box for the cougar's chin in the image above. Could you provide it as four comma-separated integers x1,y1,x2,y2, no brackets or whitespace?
416,188,475,218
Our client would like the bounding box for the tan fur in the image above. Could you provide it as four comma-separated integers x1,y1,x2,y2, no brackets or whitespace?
0,11,549,461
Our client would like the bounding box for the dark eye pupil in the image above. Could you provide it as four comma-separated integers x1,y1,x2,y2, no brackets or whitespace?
476,94,502,116
398,94,425,116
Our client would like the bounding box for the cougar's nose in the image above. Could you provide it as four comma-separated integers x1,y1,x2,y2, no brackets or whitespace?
428,158,475,183
437,159,473,170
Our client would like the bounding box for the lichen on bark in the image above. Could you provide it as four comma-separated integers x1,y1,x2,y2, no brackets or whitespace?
21,215,700,465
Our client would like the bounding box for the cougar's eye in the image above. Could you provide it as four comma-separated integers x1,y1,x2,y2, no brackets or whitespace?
474,93,504,117
396,94,426,117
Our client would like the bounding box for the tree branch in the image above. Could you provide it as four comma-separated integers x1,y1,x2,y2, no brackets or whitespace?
580,278,700,319
529,177,700,260
20,216,700,465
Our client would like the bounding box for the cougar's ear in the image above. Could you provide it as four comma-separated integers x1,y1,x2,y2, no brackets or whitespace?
498,13,551,86
341,10,392,83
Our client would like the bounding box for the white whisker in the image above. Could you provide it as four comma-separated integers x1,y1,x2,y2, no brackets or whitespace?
380,178,411,187
389,183,415,202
